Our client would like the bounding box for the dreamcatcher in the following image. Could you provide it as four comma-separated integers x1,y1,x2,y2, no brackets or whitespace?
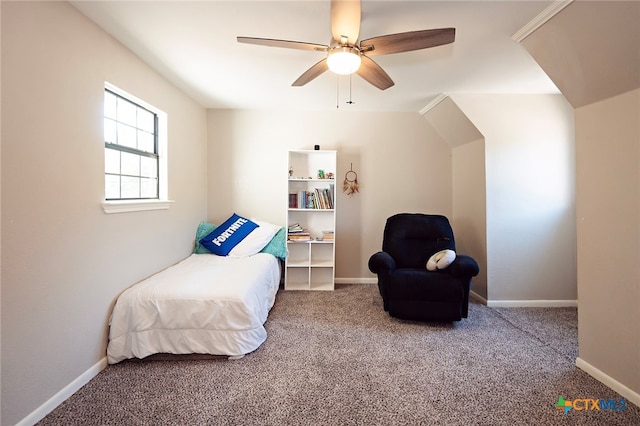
343,163,359,195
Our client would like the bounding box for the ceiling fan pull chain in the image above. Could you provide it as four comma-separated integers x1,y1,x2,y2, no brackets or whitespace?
347,73,354,105
336,74,340,109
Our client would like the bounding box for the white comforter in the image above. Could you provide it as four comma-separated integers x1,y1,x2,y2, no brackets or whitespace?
107,253,280,364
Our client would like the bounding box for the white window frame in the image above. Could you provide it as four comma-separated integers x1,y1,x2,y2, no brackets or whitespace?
102,82,172,214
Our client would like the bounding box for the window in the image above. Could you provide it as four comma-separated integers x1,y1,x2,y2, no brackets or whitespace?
102,83,171,213
104,88,158,199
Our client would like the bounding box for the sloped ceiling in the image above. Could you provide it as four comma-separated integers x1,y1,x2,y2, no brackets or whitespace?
70,0,560,112
521,0,640,108
421,96,483,148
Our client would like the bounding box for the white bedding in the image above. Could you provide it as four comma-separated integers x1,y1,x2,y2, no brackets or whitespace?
107,253,280,364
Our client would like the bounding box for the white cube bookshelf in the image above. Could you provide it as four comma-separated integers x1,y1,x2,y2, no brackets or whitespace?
285,150,336,291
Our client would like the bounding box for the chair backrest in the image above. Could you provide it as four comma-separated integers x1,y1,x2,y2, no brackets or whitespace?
382,213,456,269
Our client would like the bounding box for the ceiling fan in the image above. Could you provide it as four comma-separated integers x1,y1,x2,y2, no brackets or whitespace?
237,0,455,90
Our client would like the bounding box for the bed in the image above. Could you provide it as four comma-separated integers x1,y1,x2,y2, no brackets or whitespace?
107,215,286,364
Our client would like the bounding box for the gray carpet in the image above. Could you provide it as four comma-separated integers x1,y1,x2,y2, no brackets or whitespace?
39,284,640,425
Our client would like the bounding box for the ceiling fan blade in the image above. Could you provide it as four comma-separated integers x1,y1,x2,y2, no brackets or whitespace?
292,59,330,86
237,37,328,52
360,28,455,57
356,55,394,90
330,0,361,45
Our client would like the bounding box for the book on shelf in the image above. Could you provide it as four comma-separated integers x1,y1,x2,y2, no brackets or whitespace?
288,232,311,241
287,223,311,241
288,235,311,242
287,223,304,232
292,188,334,209
329,183,334,207
288,193,298,209
306,192,316,209
321,230,334,241
313,189,323,209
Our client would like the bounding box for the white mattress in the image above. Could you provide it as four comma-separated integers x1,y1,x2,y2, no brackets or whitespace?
107,253,280,364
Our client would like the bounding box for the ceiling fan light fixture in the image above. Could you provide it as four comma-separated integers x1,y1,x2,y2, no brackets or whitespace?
327,46,361,75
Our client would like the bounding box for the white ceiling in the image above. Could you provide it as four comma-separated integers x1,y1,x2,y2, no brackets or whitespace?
71,0,561,112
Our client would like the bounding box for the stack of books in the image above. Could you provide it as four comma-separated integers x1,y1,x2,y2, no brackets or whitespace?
321,230,334,241
287,223,311,241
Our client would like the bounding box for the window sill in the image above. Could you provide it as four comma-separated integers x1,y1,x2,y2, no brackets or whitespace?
102,199,174,214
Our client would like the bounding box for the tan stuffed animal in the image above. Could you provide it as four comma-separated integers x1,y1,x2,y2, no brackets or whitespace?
426,249,456,271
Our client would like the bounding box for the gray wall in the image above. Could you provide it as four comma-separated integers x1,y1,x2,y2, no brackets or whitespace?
206,109,454,281
451,94,576,304
1,2,208,424
521,0,640,404
205,97,576,305
575,89,640,401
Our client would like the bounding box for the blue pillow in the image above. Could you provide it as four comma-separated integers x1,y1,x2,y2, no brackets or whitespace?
199,214,259,256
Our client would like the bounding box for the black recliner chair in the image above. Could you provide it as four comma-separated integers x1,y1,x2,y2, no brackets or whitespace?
368,213,479,322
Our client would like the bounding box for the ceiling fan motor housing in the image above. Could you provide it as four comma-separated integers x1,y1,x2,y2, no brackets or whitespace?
327,45,362,74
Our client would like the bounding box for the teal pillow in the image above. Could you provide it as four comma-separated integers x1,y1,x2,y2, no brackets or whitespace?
259,226,287,260
194,222,217,254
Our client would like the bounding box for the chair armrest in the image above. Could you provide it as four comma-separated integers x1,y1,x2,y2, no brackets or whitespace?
368,251,396,274
447,254,479,278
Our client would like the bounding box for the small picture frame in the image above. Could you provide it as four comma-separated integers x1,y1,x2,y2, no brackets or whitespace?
317,169,325,179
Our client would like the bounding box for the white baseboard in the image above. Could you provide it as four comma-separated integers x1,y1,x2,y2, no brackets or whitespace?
17,357,108,426
576,357,640,408
487,299,577,308
335,278,377,284
470,290,488,305
341,284,577,308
